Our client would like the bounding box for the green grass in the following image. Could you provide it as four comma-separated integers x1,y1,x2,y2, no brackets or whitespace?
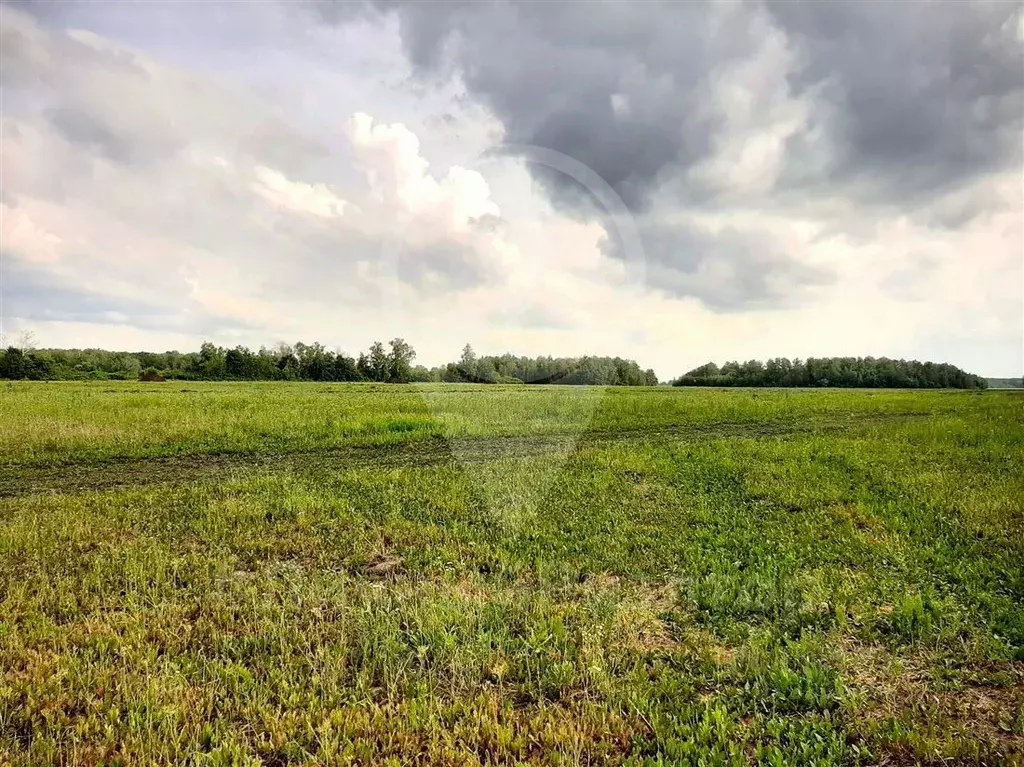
1,382,1022,765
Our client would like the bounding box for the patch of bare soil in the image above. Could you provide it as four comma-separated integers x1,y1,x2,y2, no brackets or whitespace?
837,638,1023,763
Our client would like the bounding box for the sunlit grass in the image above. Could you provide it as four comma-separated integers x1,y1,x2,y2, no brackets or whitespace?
0,381,1006,467
0,383,1021,764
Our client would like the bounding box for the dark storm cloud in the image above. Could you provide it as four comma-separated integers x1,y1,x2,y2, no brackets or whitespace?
766,0,1023,202
317,0,743,213
306,0,1021,311
348,0,1022,212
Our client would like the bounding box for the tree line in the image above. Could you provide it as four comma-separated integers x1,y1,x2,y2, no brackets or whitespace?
673,357,988,389
985,377,1024,389
0,340,658,386
1,342,994,388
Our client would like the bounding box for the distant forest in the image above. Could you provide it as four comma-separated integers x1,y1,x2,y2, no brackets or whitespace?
986,377,1024,389
0,341,658,386
673,358,988,389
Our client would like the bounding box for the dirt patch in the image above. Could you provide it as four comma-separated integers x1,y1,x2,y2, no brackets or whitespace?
362,553,405,578
836,638,1024,760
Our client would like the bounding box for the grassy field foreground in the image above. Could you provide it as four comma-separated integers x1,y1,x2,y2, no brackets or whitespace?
1,382,1022,765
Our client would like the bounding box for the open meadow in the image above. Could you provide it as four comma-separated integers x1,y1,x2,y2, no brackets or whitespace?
1,382,1022,766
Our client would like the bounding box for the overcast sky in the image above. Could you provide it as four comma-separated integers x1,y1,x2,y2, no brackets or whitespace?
1,0,1021,377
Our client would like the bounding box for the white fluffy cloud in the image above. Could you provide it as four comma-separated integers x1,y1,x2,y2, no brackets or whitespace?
0,7,517,349
251,166,348,219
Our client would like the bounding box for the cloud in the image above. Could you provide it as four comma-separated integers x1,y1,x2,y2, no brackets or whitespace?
356,0,1021,212
766,0,1023,204
0,13,328,173
345,112,500,226
317,0,1018,314
251,166,348,219
347,1,742,213
342,111,513,291
2,249,253,334
0,7,511,337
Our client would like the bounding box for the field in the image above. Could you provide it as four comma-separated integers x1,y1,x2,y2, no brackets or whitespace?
1,382,1022,766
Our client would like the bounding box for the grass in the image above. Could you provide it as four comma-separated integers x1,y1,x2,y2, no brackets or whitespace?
1,382,1022,765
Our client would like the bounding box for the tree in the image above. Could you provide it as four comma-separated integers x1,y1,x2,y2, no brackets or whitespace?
333,353,361,381
225,347,251,378
296,342,332,381
474,357,498,383
0,346,52,380
368,341,390,382
457,343,477,380
194,342,226,379
357,352,373,380
277,349,300,380
0,347,27,379
388,338,416,383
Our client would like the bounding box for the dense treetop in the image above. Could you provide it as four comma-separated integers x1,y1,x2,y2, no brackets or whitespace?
673,357,988,389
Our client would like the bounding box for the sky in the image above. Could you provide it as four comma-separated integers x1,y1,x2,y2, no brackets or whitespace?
1,0,1022,379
